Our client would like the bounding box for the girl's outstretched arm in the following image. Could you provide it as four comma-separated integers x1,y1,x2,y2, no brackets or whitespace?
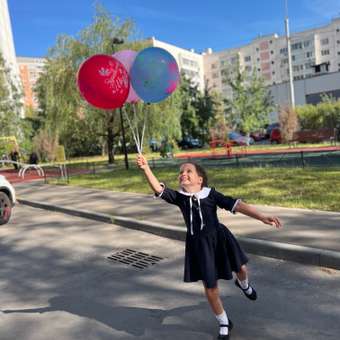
234,201,282,229
136,154,163,195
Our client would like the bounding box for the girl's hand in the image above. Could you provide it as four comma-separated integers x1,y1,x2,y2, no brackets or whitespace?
262,216,282,229
136,154,149,170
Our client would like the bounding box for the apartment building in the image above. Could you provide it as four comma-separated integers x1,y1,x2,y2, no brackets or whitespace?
17,57,45,110
203,17,340,104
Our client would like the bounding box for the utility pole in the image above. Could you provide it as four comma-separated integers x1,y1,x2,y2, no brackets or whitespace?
284,0,296,109
112,37,129,170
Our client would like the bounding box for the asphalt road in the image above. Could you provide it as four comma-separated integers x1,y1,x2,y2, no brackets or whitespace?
1,205,339,340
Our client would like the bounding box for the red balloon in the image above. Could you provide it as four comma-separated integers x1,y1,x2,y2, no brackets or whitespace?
77,54,130,109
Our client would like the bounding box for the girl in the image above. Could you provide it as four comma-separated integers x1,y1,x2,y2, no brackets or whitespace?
137,154,281,339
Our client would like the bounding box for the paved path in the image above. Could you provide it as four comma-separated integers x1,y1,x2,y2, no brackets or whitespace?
13,181,340,253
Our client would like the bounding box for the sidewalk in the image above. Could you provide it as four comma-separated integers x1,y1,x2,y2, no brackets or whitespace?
13,181,340,270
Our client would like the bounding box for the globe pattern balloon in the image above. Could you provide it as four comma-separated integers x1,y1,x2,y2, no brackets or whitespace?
130,47,180,103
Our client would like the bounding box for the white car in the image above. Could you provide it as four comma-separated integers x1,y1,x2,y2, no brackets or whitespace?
0,175,16,225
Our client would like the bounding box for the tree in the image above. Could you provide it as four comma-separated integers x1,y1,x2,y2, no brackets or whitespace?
222,60,273,135
179,74,200,138
0,53,23,137
35,4,184,162
279,106,299,143
179,75,224,144
35,4,136,163
196,81,225,143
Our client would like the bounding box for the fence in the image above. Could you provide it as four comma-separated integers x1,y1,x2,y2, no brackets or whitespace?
6,149,339,184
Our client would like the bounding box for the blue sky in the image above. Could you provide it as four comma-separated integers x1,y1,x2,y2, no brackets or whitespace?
8,0,340,57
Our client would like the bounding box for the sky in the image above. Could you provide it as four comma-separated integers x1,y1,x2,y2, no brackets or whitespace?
7,0,340,57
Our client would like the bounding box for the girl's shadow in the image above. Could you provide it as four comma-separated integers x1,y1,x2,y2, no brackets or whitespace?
2,295,209,337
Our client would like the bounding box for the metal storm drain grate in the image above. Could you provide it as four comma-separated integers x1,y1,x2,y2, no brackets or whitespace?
107,249,164,270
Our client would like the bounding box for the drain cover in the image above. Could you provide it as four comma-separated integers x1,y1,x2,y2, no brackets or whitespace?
107,249,163,270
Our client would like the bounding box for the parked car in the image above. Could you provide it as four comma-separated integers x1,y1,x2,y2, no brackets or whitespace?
178,137,203,149
0,175,16,225
228,132,254,146
250,130,266,142
149,138,160,152
265,123,280,139
270,127,282,144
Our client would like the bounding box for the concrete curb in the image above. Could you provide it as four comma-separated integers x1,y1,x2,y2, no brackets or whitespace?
18,198,340,271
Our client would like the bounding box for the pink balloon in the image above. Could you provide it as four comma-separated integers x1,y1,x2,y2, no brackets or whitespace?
113,50,140,104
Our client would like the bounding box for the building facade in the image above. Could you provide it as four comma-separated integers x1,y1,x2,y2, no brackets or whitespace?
17,57,45,110
0,0,18,72
203,17,340,106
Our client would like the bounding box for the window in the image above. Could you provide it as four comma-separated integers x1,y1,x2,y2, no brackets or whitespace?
337,40,340,44
211,63,217,69
321,49,330,56
303,40,311,48
245,65,252,72
306,51,313,58
280,47,288,54
230,56,238,64
244,56,251,62
270,50,274,54
321,38,329,45
291,42,303,50
337,28,340,33
212,72,219,79
292,55,296,61
271,61,275,64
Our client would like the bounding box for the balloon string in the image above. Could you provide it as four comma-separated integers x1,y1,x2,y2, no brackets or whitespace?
123,106,141,154
140,109,148,153
132,104,141,151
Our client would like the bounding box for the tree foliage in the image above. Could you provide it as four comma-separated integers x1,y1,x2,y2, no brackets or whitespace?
296,95,340,130
35,4,186,160
222,60,273,134
0,53,23,137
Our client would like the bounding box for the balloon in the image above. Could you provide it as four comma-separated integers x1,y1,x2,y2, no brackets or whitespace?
77,54,129,110
130,47,180,103
113,50,140,103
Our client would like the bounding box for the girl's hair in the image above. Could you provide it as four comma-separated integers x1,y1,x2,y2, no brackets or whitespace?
181,162,208,188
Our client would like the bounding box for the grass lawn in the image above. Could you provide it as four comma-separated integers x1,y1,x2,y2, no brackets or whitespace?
58,166,340,212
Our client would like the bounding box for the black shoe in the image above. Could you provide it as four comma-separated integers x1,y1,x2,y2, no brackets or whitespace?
217,319,233,339
235,279,257,300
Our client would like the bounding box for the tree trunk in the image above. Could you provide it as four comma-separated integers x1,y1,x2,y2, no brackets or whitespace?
107,111,115,164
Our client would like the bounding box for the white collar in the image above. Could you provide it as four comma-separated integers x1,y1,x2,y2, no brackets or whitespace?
178,187,211,199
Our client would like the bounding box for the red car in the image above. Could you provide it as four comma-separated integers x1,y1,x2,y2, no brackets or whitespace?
270,128,281,144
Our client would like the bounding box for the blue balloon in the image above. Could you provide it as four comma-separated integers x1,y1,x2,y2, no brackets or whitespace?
130,47,180,103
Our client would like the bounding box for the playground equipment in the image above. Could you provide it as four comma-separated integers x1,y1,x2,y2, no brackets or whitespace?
0,160,45,179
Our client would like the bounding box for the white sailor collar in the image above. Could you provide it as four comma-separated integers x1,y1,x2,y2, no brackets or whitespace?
178,187,211,199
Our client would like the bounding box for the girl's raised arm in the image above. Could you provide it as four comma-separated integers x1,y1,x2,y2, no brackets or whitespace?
136,154,164,195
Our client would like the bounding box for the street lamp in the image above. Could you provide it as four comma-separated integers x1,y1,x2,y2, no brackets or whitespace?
112,37,129,170
284,0,296,109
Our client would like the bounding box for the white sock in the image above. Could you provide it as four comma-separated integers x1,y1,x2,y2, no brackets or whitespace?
237,277,253,295
215,310,229,335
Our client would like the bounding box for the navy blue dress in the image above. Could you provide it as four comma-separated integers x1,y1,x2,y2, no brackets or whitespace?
158,186,248,288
